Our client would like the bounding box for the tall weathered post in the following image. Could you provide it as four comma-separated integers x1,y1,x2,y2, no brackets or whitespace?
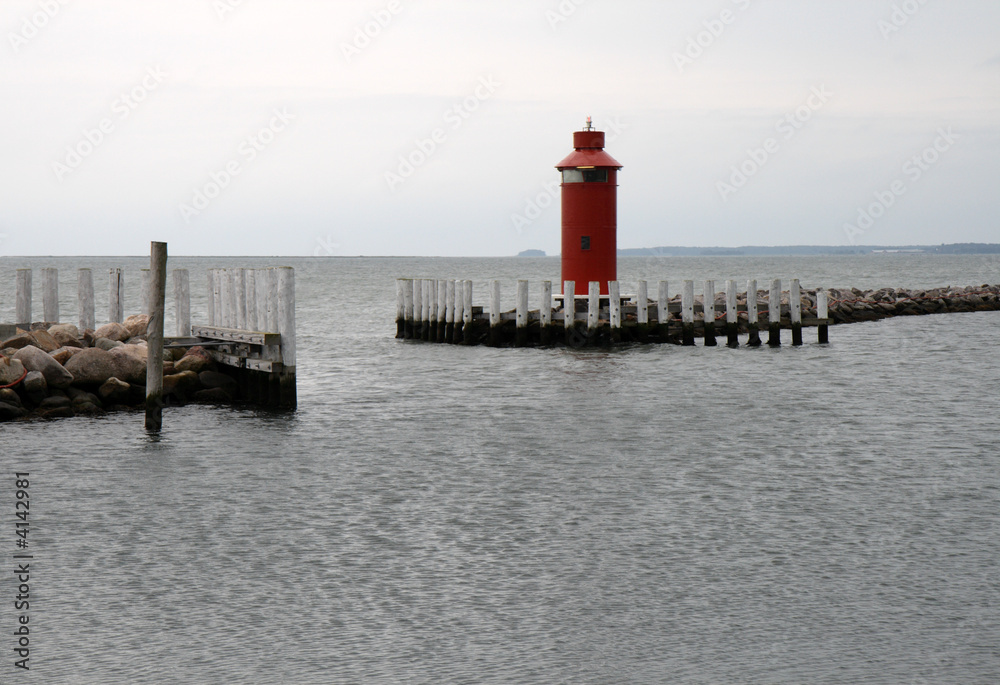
145,242,167,431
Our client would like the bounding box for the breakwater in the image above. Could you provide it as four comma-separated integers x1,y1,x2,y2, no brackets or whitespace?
395,278,1000,347
0,265,296,423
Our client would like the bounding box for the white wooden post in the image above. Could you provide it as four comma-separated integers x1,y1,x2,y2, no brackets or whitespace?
768,278,782,347
255,269,270,332
15,269,31,324
276,266,296,409
588,281,599,332
207,270,217,326
246,269,258,332
609,281,621,341
109,268,124,323
402,279,414,339
682,280,695,346
42,267,58,323
444,279,455,342
436,280,447,342
703,279,717,346
747,279,761,346
489,280,502,345
423,279,433,340
540,280,552,327
817,288,829,344
564,280,575,329
637,280,648,325
173,269,190,337
145,242,167,431
219,269,231,328
790,278,803,345
726,279,739,347
462,280,473,340
236,268,248,330
78,268,95,331
516,279,529,346
412,278,423,339
657,280,669,331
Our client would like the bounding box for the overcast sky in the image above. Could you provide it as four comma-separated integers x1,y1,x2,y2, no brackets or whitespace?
1,0,997,256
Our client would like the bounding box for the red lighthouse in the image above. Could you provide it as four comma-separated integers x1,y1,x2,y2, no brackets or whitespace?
556,118,623,295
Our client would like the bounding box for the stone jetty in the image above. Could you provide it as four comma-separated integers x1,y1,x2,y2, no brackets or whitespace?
0,315,240,422
397,278,1000,347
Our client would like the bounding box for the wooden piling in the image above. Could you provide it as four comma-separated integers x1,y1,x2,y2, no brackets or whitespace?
609,281,621,343
145,242,167,431
587,282,600,340
255,269,270,332
265,268,281,406
636,280,648,342
746,279,761,347
452,280,464,344
436,280,447,343
790,278,803,346
109,268,124,323
540,280,553,345
174,269,190,337
412,278,423,340
703,280,717,347
428,280,438,342
516,280,529,347
207,270,217,326
817,289,829,344
768,279,782,347
462,280,473,345
402,279,415,339
78,268,95,331
219,270,231,328
245,269,258,332
682,280,695,346
657,281,669,341
15,269,31,325
276,267,296,409
445,280,456,343
726,279,739,348
421,278,437,341
42,267,58,323
564,280,576,344
236,269,248,331
489,280,502,346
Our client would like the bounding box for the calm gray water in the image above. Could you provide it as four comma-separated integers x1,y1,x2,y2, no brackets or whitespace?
1,255,999,684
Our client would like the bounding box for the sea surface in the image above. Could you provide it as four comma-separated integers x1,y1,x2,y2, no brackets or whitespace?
1,254,999,684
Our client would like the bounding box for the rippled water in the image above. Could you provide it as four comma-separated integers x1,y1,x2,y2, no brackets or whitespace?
2,255,999,683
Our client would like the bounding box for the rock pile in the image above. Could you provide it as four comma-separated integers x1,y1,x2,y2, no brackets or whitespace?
0,315,241,422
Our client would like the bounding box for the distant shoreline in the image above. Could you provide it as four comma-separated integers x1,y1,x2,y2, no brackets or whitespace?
517,243,1000,258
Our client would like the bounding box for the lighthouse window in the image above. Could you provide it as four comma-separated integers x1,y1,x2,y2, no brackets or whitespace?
581,236,591,251
561,169,608,183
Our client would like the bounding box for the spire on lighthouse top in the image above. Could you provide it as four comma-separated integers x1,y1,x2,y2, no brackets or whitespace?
584,116,593,131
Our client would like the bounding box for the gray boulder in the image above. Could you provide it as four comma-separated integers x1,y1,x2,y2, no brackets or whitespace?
64,348,118,385
24,371,47,404
0,357,26,386
94,322,131,342
98,378,131,404
12,345,75,389
95,337,124,351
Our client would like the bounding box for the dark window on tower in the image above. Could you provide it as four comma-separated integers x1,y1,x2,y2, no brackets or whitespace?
581,236,591,251
583,169,608,183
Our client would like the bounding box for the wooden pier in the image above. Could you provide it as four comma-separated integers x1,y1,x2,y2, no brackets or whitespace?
2,265,295,411
395,278,832,347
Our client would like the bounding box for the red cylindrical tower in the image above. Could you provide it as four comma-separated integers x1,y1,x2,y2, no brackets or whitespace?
556,119,623,295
